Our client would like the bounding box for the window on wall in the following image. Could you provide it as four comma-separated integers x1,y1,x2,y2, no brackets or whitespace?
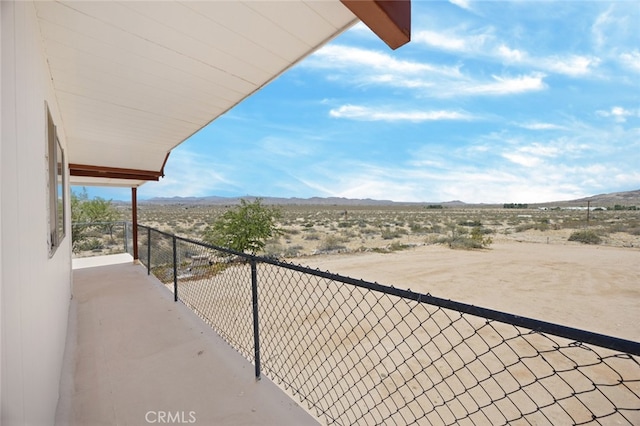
47,103,66,256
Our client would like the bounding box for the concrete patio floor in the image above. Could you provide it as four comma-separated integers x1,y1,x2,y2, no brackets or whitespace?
56,255,319,425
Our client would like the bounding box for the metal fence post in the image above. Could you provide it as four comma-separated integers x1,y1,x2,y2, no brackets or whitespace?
250,259,261,380
147,227,151,275
173,235,178,302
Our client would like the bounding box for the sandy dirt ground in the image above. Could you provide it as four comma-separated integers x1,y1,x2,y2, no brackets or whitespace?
294,241,640,342
173,239,640,425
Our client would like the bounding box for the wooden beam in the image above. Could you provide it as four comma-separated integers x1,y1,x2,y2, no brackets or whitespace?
69,163,162,181
341,0,411,50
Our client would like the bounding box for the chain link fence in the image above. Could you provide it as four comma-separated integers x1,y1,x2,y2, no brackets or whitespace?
137,224,640,425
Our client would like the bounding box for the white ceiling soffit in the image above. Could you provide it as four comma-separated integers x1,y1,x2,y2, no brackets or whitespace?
35,1,358,187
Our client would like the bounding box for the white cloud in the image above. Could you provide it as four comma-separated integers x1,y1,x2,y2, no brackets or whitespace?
139,148,237,198
448,0,473,11
414,29,492,53
300,158,606,204
497,44,526,62
502,152,541,168
329,105,474,122
451,73,547,96
592,6,615,49
619,50,640,72
336,177,417,202
309,44,458,76
519,143,561,158
415,25,600,78
541,55,601,77
494,44,599,77
597,106,640,123
308,41,558,98
590,4,639,53
519,122,566,131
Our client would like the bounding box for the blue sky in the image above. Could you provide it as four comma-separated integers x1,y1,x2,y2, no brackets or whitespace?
80,0,639,204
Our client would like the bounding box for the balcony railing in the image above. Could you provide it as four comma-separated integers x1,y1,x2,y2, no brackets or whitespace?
71,221,132,257
84,223,640,425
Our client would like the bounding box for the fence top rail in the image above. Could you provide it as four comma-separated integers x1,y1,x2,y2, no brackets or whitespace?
137,224,640,357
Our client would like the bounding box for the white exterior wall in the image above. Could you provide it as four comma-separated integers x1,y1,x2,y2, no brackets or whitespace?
1,2,73,424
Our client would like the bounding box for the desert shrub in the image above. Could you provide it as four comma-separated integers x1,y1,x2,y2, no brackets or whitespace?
426,224,443,234
605,221,640,235
284,245,304,257
568,230,602,244
76,238,104,252
438,225,492,249
409,222,422,232
515,221,549,232
360,227,377,235
389,241,412,251
475,227,494,235
470,226,493,247
304,232,321,240
340,229,358,239
265,235,281,245
534,221,549,231
318,235,346,252
281,228,300,236
263,242,284,258
458,219,482,227
381,227,408,240
338,221,355,228
371,247,387,253
560,218,586,229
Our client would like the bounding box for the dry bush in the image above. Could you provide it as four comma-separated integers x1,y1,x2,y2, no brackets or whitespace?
568,229,602,244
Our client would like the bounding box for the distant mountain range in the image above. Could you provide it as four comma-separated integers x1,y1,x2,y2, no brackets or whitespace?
140,189,639,207
548,189,640,207
140,195,452,206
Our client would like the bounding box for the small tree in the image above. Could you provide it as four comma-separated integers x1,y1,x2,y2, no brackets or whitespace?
71,188,122,251
83,196,120,239
203,198,281,254
71,189,90,251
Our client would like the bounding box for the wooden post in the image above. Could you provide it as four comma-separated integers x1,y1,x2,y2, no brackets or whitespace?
132,187,139,262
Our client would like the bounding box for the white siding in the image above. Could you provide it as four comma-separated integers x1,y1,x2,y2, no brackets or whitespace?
0,0,4,416
1,1,72,424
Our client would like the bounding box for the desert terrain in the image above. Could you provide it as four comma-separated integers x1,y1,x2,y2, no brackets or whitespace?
296,241,639,342
168,217,639,425
135,204,639,339
79,201,639,340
